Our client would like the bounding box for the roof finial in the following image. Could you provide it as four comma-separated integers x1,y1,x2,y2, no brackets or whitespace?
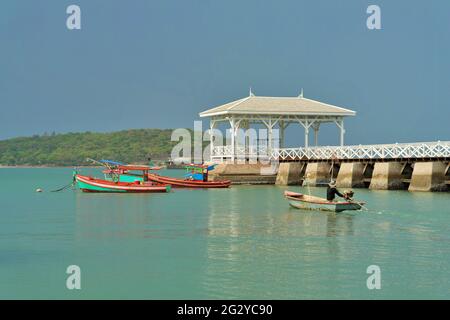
299,88,304,98
249,87,255,97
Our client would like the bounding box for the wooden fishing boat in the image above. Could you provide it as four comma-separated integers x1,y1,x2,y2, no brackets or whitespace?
284,191,365,212
75,174,171,193
102,164,162,182
146,163,231,188
147,173,231,188
84,159,230,189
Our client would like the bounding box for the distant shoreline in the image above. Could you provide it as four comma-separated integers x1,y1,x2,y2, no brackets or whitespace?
0,165,100,169
0,128,174,169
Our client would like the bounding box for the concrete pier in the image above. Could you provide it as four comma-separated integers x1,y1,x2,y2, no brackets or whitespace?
303,162,331,187
336,163,365,188
275,163,304,185
209,163,277,184
208,158,449,192
409,161,448,192
369,162,405,190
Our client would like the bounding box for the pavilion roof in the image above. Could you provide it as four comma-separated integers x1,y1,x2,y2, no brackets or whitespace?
199,94,356,118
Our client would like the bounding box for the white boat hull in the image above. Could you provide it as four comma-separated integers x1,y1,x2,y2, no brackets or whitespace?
284,191,364,213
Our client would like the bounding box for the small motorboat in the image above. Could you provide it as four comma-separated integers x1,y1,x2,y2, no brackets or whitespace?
147,164,231,188
75,174,171,193
284,191,365,212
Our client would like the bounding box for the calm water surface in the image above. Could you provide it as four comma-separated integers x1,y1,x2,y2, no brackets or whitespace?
0,168,449,299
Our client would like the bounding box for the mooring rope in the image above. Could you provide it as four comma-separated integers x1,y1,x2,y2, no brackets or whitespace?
50,172,77,192
50,180,75,192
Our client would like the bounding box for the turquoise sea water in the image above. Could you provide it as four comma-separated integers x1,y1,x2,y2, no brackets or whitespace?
0,168,449,299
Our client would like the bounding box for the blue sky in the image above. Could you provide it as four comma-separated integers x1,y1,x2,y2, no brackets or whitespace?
0,0,449,145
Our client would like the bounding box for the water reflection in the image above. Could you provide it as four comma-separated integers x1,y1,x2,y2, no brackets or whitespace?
206,190,356,238
74,188,215,241
74,192,161,240
70,181,450,299
3,168,450,298
203,186,358,298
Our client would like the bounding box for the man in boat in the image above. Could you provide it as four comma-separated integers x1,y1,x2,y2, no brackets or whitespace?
202,167,208,182
326,181,346,201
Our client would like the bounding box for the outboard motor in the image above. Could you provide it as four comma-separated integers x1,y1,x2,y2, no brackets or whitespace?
343,190,355,200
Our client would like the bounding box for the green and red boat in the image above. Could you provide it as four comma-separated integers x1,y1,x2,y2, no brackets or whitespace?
147,164,231,188
76,159,230,191
74,161,171,193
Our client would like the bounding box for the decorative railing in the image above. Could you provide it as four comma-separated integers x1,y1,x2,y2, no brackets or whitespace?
270,141,450,160
212,145,269,158
212,145,233,157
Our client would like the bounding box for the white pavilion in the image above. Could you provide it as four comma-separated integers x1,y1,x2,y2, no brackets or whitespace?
199,90,356,162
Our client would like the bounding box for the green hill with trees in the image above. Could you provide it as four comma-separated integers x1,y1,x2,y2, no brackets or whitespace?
0,129,182,166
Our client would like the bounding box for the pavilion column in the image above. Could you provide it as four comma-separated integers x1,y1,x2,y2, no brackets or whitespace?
313,123,320,146
260,117,281,158
268,118,273,153
235,120,242,162
209,119,216,161
228,117,235,162
304,121,309,148
296,119,310,148
279,120,286,148
242,120,250,159
335,119,345,146
340,120,345,146
334,118,345,146
229,118,243,162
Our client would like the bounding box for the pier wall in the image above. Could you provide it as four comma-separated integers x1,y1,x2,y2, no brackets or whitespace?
336,163,365,188
409,161,448,192
275,163,305,185
210,160,449,192
209,141,449,191
369,162,405,190
303,162,331,187
209,163,277,184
